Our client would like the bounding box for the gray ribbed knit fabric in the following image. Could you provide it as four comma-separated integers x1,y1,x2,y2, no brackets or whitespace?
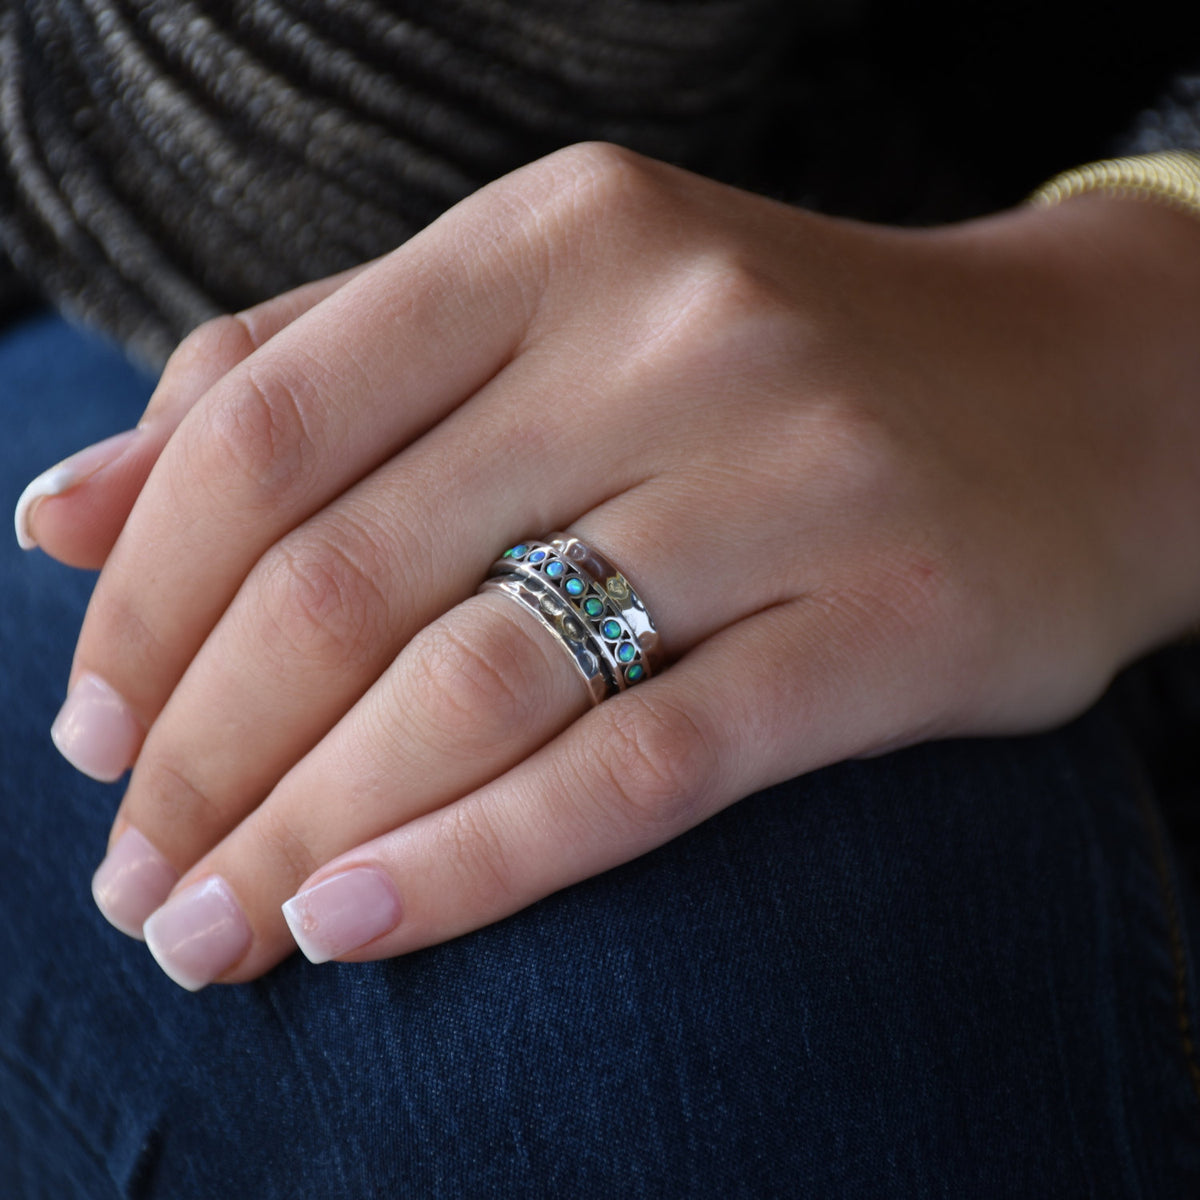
1,1,1198,367
0,0,797,364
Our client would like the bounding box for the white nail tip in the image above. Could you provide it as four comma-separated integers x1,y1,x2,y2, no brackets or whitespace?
143,923,209,992
14,463,75,550
13,429,140,550
281,895,332,965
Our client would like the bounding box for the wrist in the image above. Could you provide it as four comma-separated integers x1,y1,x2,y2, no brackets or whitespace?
940,194,1200,662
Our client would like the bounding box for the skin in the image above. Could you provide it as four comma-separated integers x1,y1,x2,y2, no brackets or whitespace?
26,142,1200,982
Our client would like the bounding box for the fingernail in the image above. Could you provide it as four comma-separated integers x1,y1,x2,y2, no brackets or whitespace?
50,674,141,783
91,828,179,940
143,876,252,992
14,428,140,550
282,867,402,964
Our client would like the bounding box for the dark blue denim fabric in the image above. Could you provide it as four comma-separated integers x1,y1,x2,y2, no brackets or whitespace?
2,311,1200,1198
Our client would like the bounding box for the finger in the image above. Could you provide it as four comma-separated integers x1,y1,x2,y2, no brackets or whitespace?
21,263,372,568
63,145,676,777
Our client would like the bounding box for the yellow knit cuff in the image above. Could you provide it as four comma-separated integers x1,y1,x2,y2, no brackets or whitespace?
1027,150,1200,223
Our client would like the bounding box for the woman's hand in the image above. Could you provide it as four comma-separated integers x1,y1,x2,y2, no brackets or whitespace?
24,144,1200,989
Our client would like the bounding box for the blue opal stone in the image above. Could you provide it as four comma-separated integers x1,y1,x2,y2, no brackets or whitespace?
565,577,585,596
545,560,565,579
601,619,621,640
617,642,636,663
583,597,604,617
528,549,547,564
625,663,646,683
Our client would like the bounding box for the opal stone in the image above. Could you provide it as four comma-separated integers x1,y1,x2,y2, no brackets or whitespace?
529,549,547,564
625,664,645,683
505,544,528,558
583,597,604,617
601,619,621,640
565,577,585,596
546,560,565,579
617,642,636,663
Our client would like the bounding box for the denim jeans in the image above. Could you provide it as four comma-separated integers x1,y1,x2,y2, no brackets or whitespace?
2,311,1200,1198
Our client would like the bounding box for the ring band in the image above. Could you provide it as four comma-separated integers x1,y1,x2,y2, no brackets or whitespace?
479,534,662,704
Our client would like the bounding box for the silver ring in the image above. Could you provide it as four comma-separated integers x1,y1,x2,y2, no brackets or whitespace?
479,534,662,705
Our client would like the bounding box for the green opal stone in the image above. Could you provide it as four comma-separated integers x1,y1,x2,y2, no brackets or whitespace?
584,597,604,617
617,642,636,663
601,619,621,640
625,664,646,683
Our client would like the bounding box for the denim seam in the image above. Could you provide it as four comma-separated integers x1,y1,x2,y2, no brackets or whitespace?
1136,779,1200,1111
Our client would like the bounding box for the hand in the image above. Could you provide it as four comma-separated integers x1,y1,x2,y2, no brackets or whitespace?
26,144,1200,989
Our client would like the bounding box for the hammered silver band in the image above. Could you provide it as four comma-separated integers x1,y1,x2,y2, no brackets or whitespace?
479,533,662,705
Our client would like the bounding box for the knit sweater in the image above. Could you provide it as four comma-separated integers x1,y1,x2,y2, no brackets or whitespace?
2,1,1199,367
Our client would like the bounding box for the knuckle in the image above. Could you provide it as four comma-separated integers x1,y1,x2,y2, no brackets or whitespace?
593,696,716,833
254,532,392,674
194,355,320,505
684,255,793,333
532,141,667,238
547,141,650,194
647,253,806,386
404,614,548,756
784,388,911,520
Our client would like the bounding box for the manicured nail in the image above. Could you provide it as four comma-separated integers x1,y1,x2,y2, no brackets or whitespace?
143,876,252,992
91,828,179,940
282,867,402,964
50,674,141,783
14,428,140,549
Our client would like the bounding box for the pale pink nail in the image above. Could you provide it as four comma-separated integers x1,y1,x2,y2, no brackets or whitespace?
14,428,140,550
50,674,141,783
282,867,402,964
91,828,179,940
143,876,252,992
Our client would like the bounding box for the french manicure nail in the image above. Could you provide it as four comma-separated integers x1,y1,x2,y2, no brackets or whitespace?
143,876,252,992
282,867,402,964
92,828,179,940
50,674,141,783
14,428,140,550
